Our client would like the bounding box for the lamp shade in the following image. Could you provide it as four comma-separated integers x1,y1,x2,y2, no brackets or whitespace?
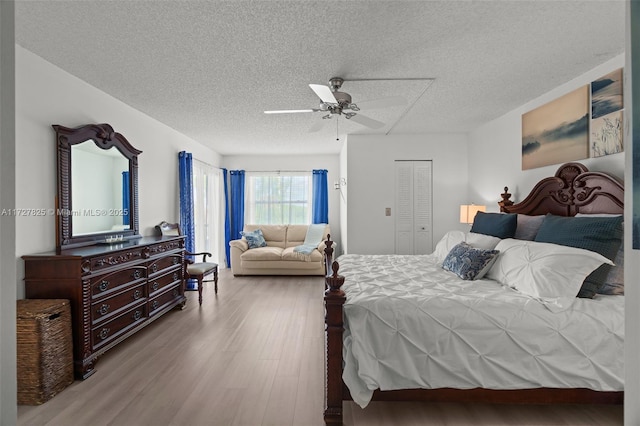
460,204,486,224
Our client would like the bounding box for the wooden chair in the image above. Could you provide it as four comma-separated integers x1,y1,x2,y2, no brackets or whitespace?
156,221,218,305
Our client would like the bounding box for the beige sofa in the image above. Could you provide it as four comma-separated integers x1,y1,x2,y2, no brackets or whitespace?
229,224,331,276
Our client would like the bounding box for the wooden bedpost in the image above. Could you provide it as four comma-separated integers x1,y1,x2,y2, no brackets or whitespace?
324,234,334,277
499,186,514,212
324,260,345,425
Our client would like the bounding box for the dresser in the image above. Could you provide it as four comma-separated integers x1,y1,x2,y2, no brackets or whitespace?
22,235,186,379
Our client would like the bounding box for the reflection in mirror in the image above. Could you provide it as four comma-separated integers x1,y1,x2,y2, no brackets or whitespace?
71,142,130,236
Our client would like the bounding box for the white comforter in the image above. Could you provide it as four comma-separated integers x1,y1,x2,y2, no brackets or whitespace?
338,253,624,408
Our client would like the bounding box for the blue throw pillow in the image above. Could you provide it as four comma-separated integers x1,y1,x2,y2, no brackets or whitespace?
241,228,267,249
534,214,623,298
470,211,517,239
442,242,500,281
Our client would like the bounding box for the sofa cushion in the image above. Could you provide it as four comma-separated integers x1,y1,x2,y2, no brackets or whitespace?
243,224,287,248
281,246,323,262
286,225,309,247
240,246,284,261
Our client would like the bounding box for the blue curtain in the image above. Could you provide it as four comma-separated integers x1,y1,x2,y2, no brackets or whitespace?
122,171,130,226
312,169,328,224
229,170,245,245
222,168,232,268
178,151,197,290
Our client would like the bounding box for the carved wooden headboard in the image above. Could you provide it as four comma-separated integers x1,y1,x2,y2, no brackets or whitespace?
498,162,624,216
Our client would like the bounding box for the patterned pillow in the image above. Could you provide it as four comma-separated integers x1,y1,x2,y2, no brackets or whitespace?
534,214,623,298
241,228,267,249
442,242,500,281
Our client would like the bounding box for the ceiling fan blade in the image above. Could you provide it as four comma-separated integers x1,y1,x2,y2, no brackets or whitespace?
308,120,327,133
355,96,407,110
264,109,317,114
348,113,385,129
309,84,337,104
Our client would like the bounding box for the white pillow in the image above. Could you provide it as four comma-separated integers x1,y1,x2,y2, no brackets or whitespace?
433,230,466,263
485,239,613,312
465,232,501,250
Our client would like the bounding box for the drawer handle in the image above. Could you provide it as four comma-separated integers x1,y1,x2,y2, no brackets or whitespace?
98,280,109,292
98,304,110,316
98,328,110,340
151,264,158,273
152,282,159,291
151,300,159,310
172,257,179,265
173,289,179,297
173,272,179,281
133,310,142,321
132,269,142,279
133,289,142,300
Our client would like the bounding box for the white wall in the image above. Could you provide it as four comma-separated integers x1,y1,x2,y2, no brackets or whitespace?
0,2,17,424
339,142,348,253
222,154,342,255
15,46,222,299
344,133,468,255
468,54,625,205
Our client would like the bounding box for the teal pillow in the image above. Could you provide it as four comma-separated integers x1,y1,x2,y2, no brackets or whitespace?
470,212,517,239
241,228,267,249
534,214,623,298
442,242,500,280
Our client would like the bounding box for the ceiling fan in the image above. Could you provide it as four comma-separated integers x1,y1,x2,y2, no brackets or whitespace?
264,77,406,132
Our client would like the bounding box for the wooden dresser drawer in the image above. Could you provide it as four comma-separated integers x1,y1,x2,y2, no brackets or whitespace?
149,267,182,297
89,247,147,273
91,282,147,325
148,253,183,276
147,239,184,258
92,304,148,350
91,266,146,299
149,285,182,317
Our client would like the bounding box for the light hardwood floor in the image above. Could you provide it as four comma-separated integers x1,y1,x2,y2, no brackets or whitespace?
18,270,623,426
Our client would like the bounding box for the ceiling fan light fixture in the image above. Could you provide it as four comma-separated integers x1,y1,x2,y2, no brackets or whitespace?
265,77,396,130
264,109,316,114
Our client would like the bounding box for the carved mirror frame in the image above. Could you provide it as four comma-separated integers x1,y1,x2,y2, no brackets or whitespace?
54,123,142,250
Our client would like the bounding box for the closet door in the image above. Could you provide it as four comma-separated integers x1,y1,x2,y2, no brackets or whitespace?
395,160,433,255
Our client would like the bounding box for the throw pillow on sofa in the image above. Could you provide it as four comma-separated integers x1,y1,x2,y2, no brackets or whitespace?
241,228,267,249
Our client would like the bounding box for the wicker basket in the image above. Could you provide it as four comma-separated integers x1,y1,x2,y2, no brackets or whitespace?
17,299,74,405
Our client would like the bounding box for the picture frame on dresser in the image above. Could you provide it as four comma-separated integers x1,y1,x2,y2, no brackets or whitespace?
22,123,187,379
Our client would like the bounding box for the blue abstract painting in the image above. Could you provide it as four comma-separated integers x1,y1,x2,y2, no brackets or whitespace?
522,85,589,170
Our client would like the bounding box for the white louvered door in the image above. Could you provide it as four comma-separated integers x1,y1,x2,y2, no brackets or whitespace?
394,160,433,255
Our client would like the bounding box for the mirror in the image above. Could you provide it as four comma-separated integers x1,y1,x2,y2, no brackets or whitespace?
54,123,142,250
71,143,130,236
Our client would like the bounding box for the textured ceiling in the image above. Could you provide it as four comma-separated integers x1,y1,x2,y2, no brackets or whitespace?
15,1,625,156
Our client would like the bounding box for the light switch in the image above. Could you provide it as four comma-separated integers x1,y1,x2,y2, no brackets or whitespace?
385,207,391,216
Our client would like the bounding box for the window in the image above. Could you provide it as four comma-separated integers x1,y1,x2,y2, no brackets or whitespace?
192,160,225,265
245,172,312,224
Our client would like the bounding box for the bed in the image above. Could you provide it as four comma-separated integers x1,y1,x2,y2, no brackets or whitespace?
323,162,625,424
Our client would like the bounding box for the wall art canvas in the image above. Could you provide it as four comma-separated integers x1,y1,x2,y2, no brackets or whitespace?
590,68,623,158
522,85,589,170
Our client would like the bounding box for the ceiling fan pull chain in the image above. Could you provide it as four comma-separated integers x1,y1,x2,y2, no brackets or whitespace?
336,118,339,141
